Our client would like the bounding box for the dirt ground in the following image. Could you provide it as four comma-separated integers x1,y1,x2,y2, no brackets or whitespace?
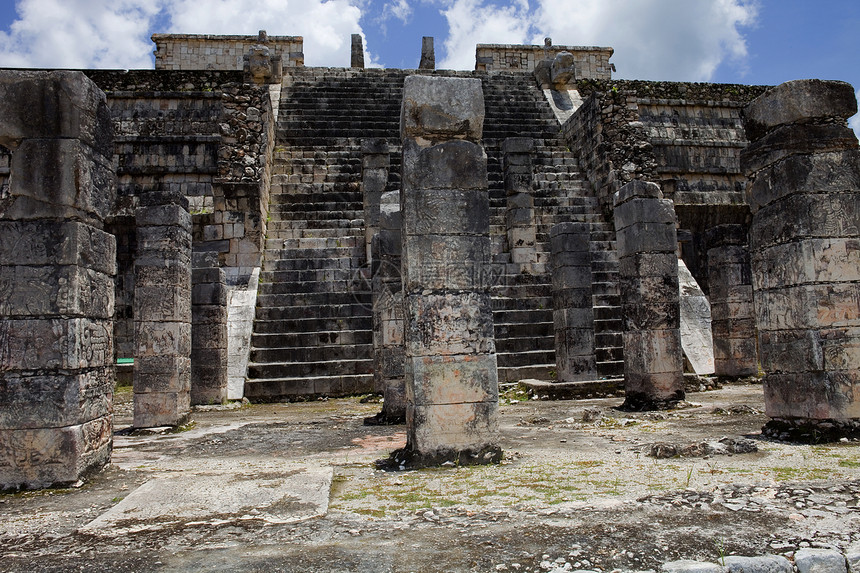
1,382,859,573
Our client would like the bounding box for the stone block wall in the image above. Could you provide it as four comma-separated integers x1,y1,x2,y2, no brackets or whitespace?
153,33,303,70
475,43,613,79
85,70,275,361
0,71,116,489
563,80,768,290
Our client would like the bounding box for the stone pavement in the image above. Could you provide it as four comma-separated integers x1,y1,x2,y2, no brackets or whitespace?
1,383,859,572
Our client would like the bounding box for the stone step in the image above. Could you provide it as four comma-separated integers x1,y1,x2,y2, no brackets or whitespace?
264,237,361,251
595,332,623,348
498,364,555,383
255,291,371,307
497,349,555,368
262,257,354,272
596,346,624,362
262,246,364,260
244,374,374,401
259,268,357,284
495,335,555,353
248,358,372,379
594,317,623,333
257,280,360,295
492,308,553,324
255,302,369,321
494,321,553,339
253,315,372,334
266,227,364,239
491,295,554,311
251,329,372,348
250,344,373,364
597,360,625,378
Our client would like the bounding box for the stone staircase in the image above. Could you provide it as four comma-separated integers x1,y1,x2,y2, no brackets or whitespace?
244,69,408,400
245,68,623,400
481,72,624,382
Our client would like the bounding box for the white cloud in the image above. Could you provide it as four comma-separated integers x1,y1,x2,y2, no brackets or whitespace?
0,0,164,69
436,0,757,81
383,0,413,25
0,0,367,69
439,0,531,70
529,0,758,81
164,0,365,67
850,90,860,141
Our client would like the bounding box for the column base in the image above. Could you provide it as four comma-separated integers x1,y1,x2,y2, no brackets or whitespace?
762,418,860,443
376,444,502,470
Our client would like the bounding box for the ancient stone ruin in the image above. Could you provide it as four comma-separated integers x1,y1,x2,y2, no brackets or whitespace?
0,32,858,490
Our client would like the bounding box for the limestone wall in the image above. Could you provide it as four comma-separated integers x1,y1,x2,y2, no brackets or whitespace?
475,44,613,80
85,70,275,359
153,33,303,70
564,80,768,289
564,80,767,213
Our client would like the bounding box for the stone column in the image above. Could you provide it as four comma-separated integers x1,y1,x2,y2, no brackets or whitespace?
362,138,389,266
191,252,229,405
133,190,192,427
741,79,860,439
395,75,500,467
706,224,758,378
0,71,115,490
419,37,435,70
551,222,597,382
613,180,684,410
368,191,406,425
504,137,537,271
351,34,365,68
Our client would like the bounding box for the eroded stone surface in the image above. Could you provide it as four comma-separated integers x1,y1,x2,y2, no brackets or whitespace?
397,75,499,466
0,71,115,491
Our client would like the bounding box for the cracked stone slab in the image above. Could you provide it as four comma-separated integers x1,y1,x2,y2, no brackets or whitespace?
78,459,332,535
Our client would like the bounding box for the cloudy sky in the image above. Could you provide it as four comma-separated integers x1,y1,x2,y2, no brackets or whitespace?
0,0,858,132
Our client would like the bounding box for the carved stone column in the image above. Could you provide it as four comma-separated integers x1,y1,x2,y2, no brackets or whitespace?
368,191,406,425
613,180,684,410
0,71,115,489
550,222,597,382
504,137,537,272
191,252,228,405
706,224,758,378
133,190,192,427
394,75,500,467
742,79,860,440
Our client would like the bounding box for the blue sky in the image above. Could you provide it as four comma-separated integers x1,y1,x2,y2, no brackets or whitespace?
0,0,858,132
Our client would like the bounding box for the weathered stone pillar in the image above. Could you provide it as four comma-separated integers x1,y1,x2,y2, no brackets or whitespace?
367,191,406,425
362,138,389,265
504,137,537,271
351,34,365,68
133,190,192,427
191,252,228,405
613,180,684,410
394,75,500,467
419,37,435,70
0,71,115,489
741,79,860,439
551,222,597,382
706,224,758,378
